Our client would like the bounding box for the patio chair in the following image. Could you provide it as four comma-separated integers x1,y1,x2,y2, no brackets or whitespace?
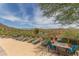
67,45,79,55
47,40,56,52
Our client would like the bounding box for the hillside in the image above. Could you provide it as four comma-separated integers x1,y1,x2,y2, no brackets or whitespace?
0,23,79,41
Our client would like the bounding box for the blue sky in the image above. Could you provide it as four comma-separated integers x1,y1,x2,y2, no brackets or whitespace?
0,3,78,29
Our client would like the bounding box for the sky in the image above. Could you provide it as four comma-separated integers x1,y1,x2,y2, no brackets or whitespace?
0,3,78,29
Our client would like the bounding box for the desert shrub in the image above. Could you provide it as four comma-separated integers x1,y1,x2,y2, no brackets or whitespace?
33,28,39,35
60,29,79,44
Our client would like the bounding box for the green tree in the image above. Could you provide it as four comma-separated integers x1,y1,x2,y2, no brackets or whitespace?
39,3,79,25
34,28,39,35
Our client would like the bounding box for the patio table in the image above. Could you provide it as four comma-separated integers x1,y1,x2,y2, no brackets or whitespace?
52,42,70,49
51,42,78,55
52,42,71,55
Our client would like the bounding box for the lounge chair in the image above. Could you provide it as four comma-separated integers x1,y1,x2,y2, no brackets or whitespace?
22,37,29,42
32,39,40,44
15,36,24,41
27,38,36,43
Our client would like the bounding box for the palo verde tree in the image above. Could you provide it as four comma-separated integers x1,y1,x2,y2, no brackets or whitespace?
39,3,79,25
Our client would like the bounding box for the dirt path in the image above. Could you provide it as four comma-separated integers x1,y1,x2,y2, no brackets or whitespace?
0,37,53,56
0,37,38,56
0,47,7,56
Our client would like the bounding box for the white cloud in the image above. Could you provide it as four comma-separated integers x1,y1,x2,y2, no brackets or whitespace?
0,4,30,23
0,15,21,21
18,4,27,19
33,7,50,24
34,16,55,25
0,4,68,28
0,15,30,23
32,7,79,29
0,4,78,29
0,3,59,29
0,10,30,24
31,6,61,28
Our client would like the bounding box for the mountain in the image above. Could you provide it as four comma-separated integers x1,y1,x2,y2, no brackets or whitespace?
0,23,8,28
0,23,79,42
